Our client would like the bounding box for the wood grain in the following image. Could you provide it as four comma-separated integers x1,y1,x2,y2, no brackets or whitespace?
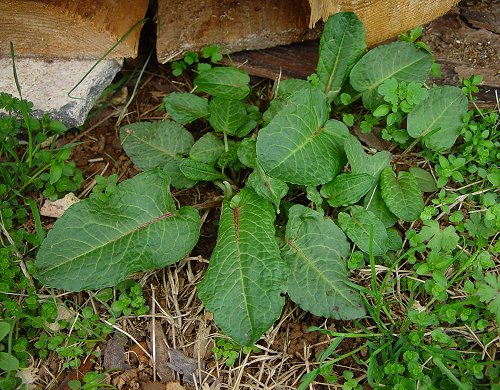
156,0,320,63
308,0,460,46
0,0,148,59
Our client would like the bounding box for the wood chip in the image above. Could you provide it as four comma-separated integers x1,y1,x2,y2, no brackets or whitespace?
40,192,80,218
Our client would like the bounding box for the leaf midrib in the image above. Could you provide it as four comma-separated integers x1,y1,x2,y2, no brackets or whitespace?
287,239,354,304
363,51,428,92
39,211,175,274
267,113,325,174
232,207,254,337
324,30,347,94
130,131,178,158
418,95,463,138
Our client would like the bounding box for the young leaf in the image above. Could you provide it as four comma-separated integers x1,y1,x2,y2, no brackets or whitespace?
234,119,257,138
306,186,324,211
363,188,398,228
344,135,391,181
36,170,201,291
407,86,468,150
380,167,424,222
409,167,438,192
237,138,257,168
198,189,286,346
316,12,366,99
194,67,250,100
338,206,388,256
189,133,225,165
282,205,365,319
256,88,343,185
209,97,248,135
320,173,374,207
162,158,197,189
179,159,227,181
120,121,194,170
163,92,209,125
350,41,432,108
247,164,288,212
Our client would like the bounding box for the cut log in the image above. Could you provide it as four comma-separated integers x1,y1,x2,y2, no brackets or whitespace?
308,0,460,46
156,0,320,63
157,0,459,63
0,0,148,59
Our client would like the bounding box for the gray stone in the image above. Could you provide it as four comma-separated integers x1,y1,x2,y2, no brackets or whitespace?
0,57,122,127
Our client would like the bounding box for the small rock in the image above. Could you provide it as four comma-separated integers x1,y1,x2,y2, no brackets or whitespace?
0,57,122,127
40,192,80,218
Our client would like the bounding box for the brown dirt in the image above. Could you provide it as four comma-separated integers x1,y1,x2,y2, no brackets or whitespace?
37,1,499,389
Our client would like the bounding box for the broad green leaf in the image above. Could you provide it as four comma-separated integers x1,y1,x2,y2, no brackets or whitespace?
179,159,227,181
338,206,388,256
381,168,424,222
198,189,286,346
276,79,313,97
189,133,225,165
194,67,250,100
320,173,374,207
409,167,438,192
237,138,257,168
363,188,398,228
344,135,391,181
162,158,197,189
0,352,19,372
247,164,288,211
209,97,248,135
36,170,201,291
163,92,209,125
350,41,432,108
317,12,366,99
283,205,365,319
0,322,9,342
256,89,343,185
407,86,468,150
120,121,194,170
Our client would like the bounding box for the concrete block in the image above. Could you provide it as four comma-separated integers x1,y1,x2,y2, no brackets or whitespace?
0,57,122,127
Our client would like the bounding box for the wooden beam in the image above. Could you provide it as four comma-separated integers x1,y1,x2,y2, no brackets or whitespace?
0,0,148,59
